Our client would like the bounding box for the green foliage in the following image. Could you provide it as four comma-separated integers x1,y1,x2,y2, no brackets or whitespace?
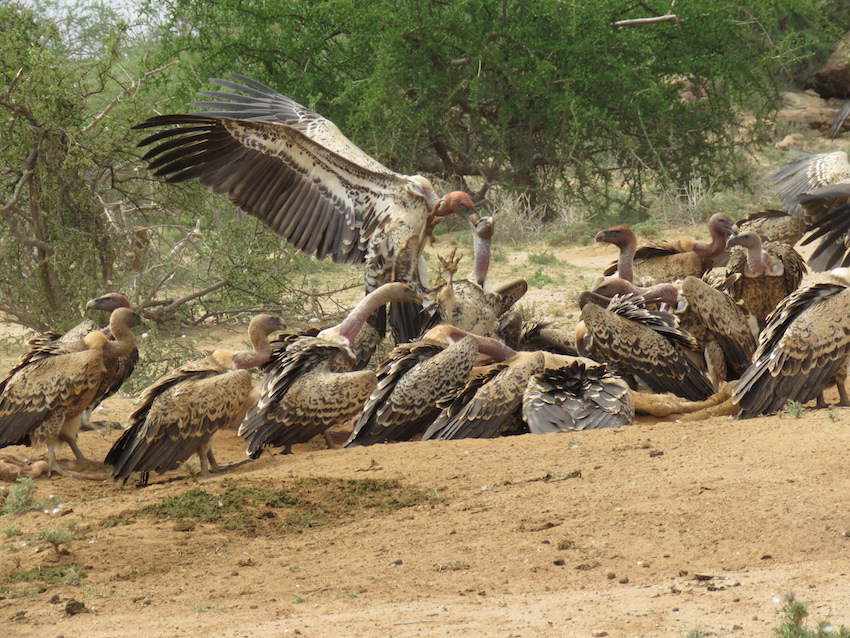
3,478,38,515
773,596,850,637
780,400,805,418
134,478,443,536
144,0,846,219
38,529,75,555
5,564,87,585
527,252,561,267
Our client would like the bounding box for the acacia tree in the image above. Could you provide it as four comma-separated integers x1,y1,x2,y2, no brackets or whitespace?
142,0,845,218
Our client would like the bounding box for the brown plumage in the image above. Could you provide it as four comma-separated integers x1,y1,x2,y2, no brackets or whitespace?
105,314,285,485
432,217,527,337
677,276,757,383
724,231,806,329
134,74,477,344
587,277,756,387
576,296,714,401
0,308,141,476
771,151,850,270
239,283,420,457
344,326,515,447
421,352,634,440
733,268,850,418
599,214,737,283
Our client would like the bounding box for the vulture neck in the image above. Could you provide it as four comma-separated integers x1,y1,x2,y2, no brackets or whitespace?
744,244,770,277
472,231,491,287
616,236,636,283
693,225,729,259
334,283,416,344
101,324,136,359
476,336,517,362
231,316,280,369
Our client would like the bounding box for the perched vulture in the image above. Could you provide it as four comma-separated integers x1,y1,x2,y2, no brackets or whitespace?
105,314,284,485
598,214,737,283
0,308,141,476
724,230,806,329
421,352,634,440
238,283,420,457
432,217,527,337
733,268,850,418
344,326,515,447
576,295,714,401
134,74,477,344
771,151,850,270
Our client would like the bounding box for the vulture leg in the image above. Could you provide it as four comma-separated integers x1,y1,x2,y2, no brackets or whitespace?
837,367,850,406
198,447,211,478
817,393,827,409
59,421,90,462
703,341,727,391
322,431,337,450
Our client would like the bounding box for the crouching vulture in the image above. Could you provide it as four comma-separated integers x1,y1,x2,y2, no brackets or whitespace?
733,268,850,418
238,283,421,457
0,308,142,476
134,73,477,344
106,314,285,485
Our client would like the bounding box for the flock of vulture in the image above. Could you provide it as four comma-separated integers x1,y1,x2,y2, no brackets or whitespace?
3,74,850,485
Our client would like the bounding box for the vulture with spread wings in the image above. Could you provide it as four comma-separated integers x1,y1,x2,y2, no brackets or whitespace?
134,74,477,343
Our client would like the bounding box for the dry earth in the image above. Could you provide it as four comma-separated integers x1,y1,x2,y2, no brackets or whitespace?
2,232,850,638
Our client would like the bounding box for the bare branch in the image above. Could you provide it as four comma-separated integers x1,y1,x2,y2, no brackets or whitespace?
81,60,179,134
613,14,680,28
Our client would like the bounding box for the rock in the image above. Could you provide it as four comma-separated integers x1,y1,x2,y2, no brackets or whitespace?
774,134,808,151
810,33,850,98
64,600,88,616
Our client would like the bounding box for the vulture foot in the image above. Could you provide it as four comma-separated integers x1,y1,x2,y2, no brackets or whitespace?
437,248,462,285
633,383,734,418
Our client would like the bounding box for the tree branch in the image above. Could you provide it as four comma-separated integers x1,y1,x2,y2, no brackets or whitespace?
81,60,179,134
613,14,680,28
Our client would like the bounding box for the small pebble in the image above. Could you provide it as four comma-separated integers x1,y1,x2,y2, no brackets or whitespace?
618,576,629,584
390,559,403,566
606,572,616,580
553,559,565,566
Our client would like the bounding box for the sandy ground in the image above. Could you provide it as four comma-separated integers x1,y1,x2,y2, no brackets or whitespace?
2,233,850,638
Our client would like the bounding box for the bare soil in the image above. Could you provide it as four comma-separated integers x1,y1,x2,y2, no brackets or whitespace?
2,236,850,638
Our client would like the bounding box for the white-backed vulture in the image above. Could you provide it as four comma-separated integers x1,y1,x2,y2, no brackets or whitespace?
587,277,756,387
735,209,807,247
0,308,141,476
576,295,714,401
598,214,737,283
134,74,477,344
105,314,285,485
724,230,806,329
733,268,850,418
421,352,634,440
344,326,515,447
432,217,527,337
238,283,420,457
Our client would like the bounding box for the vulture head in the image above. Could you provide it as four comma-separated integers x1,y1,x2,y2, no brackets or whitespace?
708,213,738,238
595,225,637,250
436,191,478,226
86,292,132,312
727,230,774,276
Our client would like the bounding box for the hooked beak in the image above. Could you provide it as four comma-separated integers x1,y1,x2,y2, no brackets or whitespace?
459,203,479,227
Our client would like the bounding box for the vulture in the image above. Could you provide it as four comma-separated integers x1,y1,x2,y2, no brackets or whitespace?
598,214,737,283
105,314,284,485
587,277,756,387
0,308,142,476
344,325,515,447
238,283,420,457
724,230,806,329
421,351,634,440
432,217,527,337
576,295,715,401
733,268,850,418
514,320,579,356
770,150,850,270
10,293,141,430
134,74,477,344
